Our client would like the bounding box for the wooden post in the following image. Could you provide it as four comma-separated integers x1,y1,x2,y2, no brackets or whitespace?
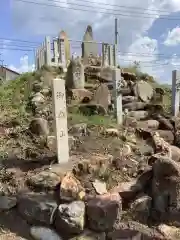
172,70,180,116
52,78,69,163
113,67,123,124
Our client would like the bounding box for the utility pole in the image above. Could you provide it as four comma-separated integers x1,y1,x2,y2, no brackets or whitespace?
0,55,5,82
114,18,118,66
0,59,4,67
113,18,123,125
115,18,118,45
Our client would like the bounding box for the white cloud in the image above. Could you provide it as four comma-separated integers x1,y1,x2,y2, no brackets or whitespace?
164,26,180,46
8,55,35,73
11,0,180,83
120,36,158,63
119,36,163,79
0,40,12,55
119,35,180,83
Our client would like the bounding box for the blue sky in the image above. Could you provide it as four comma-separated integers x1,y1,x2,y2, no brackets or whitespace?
1,0,180,83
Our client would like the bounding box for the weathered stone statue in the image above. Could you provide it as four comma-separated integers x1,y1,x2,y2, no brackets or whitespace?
59,30,71,63
66,57,85,89
82,25,98,65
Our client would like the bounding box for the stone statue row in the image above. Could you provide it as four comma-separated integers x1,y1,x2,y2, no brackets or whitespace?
35,26,116,70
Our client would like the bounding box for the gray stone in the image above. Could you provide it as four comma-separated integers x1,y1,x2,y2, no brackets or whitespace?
170,145,180,162
157,130,174,144
87,192,122,232
0,196,17,211
69,88,92,103
29,118,49,136
99,66,113,82
127,110,149,120
92,179,107,195
121,71,137,81
108,221,164,240
46,135,76,151
55,201,85,234
68,123,88,137
138,144,154,156
136,120,159,130
133,80,153,102
158,224,180,240
91,83,110,111
17,193,57,225
30,226,62,240
155,114,174,131
130,195,152,224
68,135,77,150
123,102,148,111
119,87,132,96
124,116,137,127
26,171,60,191
175,130,180,147
78,103,107,115
110,180,143,200
33,82,43,93
66,58,85,89
69,230,106,240
122,96,138,104
41,87,51,97
152,156,180,223
31,92,45,106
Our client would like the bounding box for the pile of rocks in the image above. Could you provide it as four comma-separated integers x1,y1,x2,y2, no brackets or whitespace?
65,59,168,121
3,131,180,240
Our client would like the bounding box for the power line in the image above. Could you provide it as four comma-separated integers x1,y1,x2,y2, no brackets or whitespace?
1,39,180,59
0,37,40,44
1,43,180,63
0,37,178,59
119,59,180,68
33,0,166,18
53,0,175,14
0,40,179,69
0,43,37,48
118,52,180,58
0,47,33,52
119,58,164,64
14,0,180,21
1,41,179,60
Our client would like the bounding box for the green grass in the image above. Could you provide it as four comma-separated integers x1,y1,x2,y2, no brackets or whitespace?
67,104,117,127
68,112,116,127
0,72,35,123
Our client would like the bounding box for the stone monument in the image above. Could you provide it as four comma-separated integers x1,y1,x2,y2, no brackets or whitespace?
102,43,109,67
91,83,110,111
52,78,69,163
59,30,71,63
66,57,85,89
82,25,98,64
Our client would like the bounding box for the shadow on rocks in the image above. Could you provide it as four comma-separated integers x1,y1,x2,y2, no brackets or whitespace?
0,208,33,239
1,155,57,172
